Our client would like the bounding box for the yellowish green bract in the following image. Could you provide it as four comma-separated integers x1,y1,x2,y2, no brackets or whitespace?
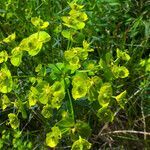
1,94,10,110
87,76,103,102
41,105,53,118
19,31,51,56
71,136,91,150
115,90,127,109
72,72,88,100
62,4,88,30
98,83,112,106
10,47,23,66
0,51,8,63
31,17,49,29
8,113,20,130
3,33,16,43
64,41,93,72
0,64,13,93
46,126,62,148
116,48,130,61
97,106,114,122
112,65,129,78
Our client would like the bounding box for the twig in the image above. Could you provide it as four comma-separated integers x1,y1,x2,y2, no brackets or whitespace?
101,130,150,136
97,123,109,137
135,114,150,122
141,97,147,140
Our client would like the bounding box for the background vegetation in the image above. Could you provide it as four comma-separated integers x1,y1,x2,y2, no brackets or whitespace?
0,0,150,149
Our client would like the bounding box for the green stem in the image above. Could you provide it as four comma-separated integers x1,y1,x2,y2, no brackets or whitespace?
67,89,75,123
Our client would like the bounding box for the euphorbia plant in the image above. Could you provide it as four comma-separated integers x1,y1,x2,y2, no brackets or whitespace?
0,1,131,149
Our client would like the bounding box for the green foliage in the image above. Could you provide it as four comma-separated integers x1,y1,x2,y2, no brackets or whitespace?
0,0,149,149
74,120,91,139
62,2,88,30
0,130,32,150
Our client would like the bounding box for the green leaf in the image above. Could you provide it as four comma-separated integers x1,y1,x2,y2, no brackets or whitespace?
29,31,51,43
61,30,75,41
8,113,20,129
0,65,13,93
35,64,46,76
97,106,114,122
46,126,62,148
105,52,113,65
70,11,88,22
51,81,64,93
3,33,16,43
74,121,91,138
72,73,88,100
54,25,62,33
87,76,103,102
72,84,87,100
64,49,81,71
28,82,52,106
71,136,91,150
145,58,150,72
64,49,77,61
112,65,129,78
27,40,42,56
16,99,27,119
1,94,10,110
28,86,39,107
56,117,74,134
38,82,52,104
115,90,127,109
76,21,85,30
68,2,84,10
19,37,42,56
62,3,87,30
41,105,53,118
35,64,42,72
51,96,63,109
10,47,23,66
99,59,113,80
31,17,49,29
48,63,68,80
116,48,130,61
0,51,8,63
98,83,112,106
19,31,50,56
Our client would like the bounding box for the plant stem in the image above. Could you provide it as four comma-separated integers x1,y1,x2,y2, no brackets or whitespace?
67,89,75,123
